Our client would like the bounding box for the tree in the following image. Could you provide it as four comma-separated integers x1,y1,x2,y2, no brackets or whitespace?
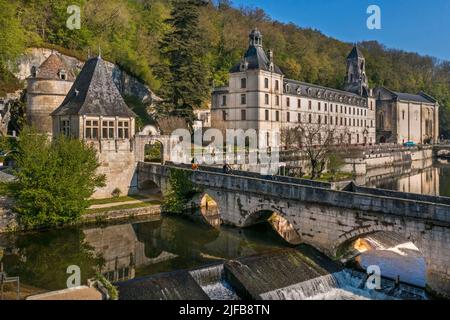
282,123,347,180
156,0,211,126
11,127,106,228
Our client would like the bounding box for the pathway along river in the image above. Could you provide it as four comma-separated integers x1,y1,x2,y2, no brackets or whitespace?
2,163,448,300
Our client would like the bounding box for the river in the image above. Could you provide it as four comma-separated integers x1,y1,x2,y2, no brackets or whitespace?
2,162,448,300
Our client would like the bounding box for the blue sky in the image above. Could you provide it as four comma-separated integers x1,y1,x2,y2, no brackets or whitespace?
231,0,450,61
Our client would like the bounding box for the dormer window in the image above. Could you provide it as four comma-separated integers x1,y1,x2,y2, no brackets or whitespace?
31,66,37,78
59,69,67,80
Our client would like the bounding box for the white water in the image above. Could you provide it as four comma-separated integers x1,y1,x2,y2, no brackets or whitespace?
201,281,240,300
260,270,427,300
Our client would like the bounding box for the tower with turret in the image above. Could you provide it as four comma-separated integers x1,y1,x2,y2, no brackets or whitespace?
26,53,75,136
344,46,369,96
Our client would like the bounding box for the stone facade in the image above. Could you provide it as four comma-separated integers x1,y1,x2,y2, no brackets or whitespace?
138,162,450,298
375,87,439,144
51,56,138,199
26,53,75,135
211,29,376,147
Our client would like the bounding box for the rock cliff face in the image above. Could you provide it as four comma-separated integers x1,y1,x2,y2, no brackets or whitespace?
13,48,158,105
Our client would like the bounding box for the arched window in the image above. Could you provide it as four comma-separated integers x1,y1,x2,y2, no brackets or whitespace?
31,66,37,78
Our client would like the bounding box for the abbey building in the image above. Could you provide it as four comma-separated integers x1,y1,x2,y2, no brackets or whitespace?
211,29,439,147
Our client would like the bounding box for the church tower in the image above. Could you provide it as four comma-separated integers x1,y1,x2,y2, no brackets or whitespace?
344,46,369,96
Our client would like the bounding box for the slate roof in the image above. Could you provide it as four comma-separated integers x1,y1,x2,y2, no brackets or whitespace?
284,79,368,107
51,56,136,118
35,53,75,81
347,46,364,60
230,31,283,74
392,91,437,104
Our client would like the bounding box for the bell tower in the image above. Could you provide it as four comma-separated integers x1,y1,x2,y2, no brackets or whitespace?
344,45,369,96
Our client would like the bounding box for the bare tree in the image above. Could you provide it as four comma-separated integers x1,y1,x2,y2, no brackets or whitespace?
282,123,349,180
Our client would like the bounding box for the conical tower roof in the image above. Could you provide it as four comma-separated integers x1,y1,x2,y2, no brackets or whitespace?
36,53,75,81
347,46,364,60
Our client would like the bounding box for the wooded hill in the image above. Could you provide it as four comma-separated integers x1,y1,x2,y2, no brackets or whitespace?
1,0,449,135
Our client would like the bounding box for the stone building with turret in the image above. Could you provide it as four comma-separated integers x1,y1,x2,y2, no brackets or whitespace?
211,29,377,147
26,53,75,136
51,55,137,199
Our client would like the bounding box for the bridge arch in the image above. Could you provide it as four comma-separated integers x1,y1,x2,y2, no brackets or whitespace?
242,205,302,245
334,226,432,291
198,191,222,228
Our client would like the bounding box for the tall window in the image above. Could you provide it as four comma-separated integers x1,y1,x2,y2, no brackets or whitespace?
241,110,247,121
276,96,280,106
308,101,312,110
265,110,269,121
85,120,99,140
265,94,269,105
241,78,247,89
298,99,301,108
118,121,129,139
275,80,279,91
222,110,227,121
222,95,227,106
287,112,290,122
330,104,333,112
286,98,290,108
264,78,269,89
60,120,70,136
275,111,280,121
318,115,321,124
241,94,246,105
318,102,321,111
308,114,312,123
298,113,302,123
102,120,115,139
402,110,405,120
325,103,328,112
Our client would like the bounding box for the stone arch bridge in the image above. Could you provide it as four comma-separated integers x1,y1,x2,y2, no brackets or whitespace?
136,162,450,297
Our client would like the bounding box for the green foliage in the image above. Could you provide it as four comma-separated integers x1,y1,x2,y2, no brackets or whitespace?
11,127,106,228
111,188,122,198
96,273,119,300
328,153,345,176
2,228,104,291
3,0,450,134
145,143,163,163
156,0,211,125
162,168,199,214
0,0,25,65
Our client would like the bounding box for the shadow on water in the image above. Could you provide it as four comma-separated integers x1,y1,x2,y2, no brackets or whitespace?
0,214,294,292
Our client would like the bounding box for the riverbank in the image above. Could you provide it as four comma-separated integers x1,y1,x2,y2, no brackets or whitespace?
0,195,162,234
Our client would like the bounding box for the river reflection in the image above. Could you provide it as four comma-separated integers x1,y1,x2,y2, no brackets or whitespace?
366,161,450,197
0,215,289,292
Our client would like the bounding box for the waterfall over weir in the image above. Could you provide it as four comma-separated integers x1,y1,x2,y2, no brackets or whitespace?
190,265,240,300
260,269,428,300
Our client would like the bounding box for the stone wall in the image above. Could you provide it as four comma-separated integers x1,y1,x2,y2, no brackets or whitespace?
13,48,157,105
91,139,138,199
139,162,450,297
